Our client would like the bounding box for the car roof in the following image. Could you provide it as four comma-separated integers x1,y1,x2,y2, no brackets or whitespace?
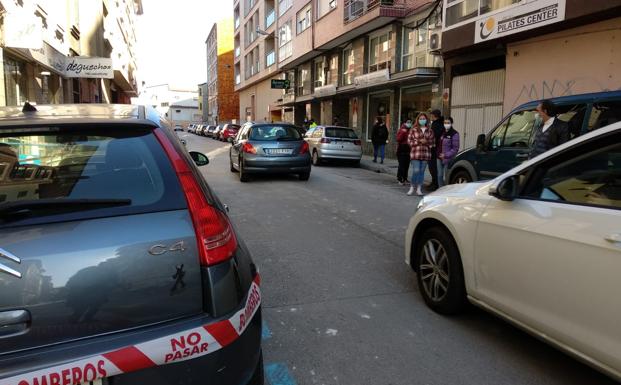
511,90,621,113
0,104,161,127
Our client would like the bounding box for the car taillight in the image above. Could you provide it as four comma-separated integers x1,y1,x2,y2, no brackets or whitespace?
354,140,361,145
300,141,309,154
242,142,257,154
320,138,331,144
154,129,237,266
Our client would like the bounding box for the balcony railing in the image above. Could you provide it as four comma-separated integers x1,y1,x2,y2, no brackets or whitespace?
266,51,276,67
266,9,275,28
343,0,396,23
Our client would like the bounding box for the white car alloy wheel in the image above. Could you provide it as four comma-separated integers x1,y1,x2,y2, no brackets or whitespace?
415,227,467,314
420,239,450,302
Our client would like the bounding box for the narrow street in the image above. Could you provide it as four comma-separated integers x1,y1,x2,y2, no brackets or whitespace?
181,132,616,385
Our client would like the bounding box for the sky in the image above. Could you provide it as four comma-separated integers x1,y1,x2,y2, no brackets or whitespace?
135,0,232,91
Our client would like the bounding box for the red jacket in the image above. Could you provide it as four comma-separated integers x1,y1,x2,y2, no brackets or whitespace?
407,126,435,161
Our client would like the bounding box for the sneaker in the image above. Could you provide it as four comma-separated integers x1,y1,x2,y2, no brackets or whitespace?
398,181,405,186
416,186,423,196
407,186,415,196
372,159,377,163
380,160,384,164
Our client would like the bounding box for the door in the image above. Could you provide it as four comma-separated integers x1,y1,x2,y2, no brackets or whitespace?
474,131,621,370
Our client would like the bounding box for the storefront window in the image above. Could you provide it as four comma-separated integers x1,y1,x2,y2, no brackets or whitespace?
399,86,432,126
297,63,311,96
367,92,392,141
3,57,28,106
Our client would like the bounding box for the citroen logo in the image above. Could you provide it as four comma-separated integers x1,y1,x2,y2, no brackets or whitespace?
0,248,22,278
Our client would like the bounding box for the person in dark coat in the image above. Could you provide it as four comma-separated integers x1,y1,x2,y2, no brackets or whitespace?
396,119,412,185
428,109,444,190
529,100,570,159
371,117,389,163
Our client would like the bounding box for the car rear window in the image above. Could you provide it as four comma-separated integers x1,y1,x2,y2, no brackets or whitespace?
0,126,186,227
249,125,301,141
325,127,358,139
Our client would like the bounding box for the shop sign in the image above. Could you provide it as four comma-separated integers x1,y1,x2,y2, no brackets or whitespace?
354,69,389,89
474,0,566,44
27,43,66,74
3,8,43,49
64,57,113,79
314,84,337,98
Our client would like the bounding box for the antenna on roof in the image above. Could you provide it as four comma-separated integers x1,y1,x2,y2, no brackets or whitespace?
22,101,37,113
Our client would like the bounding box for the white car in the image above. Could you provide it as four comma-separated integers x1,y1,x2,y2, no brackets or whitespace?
405,121,621,381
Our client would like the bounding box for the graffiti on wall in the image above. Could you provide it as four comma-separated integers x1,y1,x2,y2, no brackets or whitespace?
509,77,621,110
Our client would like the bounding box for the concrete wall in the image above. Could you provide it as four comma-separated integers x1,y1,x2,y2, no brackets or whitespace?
505,17,621,113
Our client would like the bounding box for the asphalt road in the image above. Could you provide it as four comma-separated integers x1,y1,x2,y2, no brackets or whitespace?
180,132,616,385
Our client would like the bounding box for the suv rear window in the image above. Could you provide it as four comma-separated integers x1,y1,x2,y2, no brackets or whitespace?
325,127,358,139
0,126,186,227
249,125,301,141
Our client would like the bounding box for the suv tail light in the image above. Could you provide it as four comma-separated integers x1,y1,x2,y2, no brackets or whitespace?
354,139,362,145
299,141,309,154
242,142,257,154
320,138,331,144
154,129,237,266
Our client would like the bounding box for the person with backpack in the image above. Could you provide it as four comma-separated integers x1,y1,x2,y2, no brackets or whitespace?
437,117,460,187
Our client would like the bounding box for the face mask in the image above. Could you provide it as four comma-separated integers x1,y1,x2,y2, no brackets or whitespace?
405,122,412,128
419,119,427,126
444,124,451,130
534,112,543,126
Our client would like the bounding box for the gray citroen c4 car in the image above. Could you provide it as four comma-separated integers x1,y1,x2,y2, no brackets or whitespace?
0,104,263,385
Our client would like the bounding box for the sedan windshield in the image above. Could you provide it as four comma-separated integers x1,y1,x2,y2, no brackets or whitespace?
250,125,301,141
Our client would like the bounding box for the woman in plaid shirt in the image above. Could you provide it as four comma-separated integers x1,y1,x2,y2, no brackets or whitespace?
407,112,435,196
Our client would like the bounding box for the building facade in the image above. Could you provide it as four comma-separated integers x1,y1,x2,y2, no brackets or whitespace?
440,0,621,149
0,0,142,107
206,18,239,125
198,82,208,122
141,83,200,126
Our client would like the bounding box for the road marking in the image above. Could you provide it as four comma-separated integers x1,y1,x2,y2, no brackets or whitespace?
265,363,297,385
206,145,230,160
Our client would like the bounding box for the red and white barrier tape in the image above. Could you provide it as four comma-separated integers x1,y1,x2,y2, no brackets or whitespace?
0,275,261,385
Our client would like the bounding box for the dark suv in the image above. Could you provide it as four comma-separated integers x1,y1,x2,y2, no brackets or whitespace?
0,104,263,385
447,91,621,184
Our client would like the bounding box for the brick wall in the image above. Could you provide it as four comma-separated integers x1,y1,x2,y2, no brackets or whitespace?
217,50,240,123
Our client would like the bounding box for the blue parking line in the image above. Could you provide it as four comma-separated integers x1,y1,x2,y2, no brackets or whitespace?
265,363,296,385
262,322,272,340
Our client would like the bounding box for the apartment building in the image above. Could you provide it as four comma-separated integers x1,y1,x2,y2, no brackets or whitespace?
0,0,142,107
198,82,208,122
440,0,621,149
206,18,239,125
279,0,443,157
234,0,283,122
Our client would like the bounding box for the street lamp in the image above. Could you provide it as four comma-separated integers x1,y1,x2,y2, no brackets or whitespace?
255,27,271,36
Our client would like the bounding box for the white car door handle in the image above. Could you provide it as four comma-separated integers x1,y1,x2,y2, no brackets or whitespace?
604,233,621,244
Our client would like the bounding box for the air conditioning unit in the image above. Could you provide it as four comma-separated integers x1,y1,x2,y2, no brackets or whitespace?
429,32,441,54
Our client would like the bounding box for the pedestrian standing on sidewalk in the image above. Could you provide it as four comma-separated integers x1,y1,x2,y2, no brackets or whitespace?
371,117,389,164
437,117,460,187
407,113,434,196
428,109,444,190
396,118,412,185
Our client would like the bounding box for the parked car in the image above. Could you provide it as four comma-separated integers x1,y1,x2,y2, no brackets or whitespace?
195,124,204,136
173,124,183,132
0,104,263,385
212,125,224,140
305,126,362,166
447,90,621,184
221,124,241,142
229,123,311,182
205,125,218,138
406,120,621,381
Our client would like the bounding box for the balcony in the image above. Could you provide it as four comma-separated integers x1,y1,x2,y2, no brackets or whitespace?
343,0,407,23
266,51,276,67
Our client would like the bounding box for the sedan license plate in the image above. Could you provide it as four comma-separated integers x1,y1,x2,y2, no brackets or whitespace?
266,148,293,155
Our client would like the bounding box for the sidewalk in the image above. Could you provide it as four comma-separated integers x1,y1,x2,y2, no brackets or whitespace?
359,155,432,183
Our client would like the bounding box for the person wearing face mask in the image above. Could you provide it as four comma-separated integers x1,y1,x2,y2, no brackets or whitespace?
371,116,389,163
428,109,444,190
396,118,412,185
437,117,460,187
529,99,569,159
406,113,435,196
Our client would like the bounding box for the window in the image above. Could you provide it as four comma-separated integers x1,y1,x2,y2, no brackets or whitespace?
402,28,415,70
249,125,302,141
297,63,311,96
445,0,520,28
524,133,621,210
479,0,520,15
317,0,336,19
487,110,536,150
342,47,354,86
312,128,323,138
266,50,276,67
369,31,393,73
313,59,324,88
296,3,312,34
587,101,621,133
279,0,293,16
266,7,276,28
325,127,357,138
278,21,293,62
3,57,27,106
